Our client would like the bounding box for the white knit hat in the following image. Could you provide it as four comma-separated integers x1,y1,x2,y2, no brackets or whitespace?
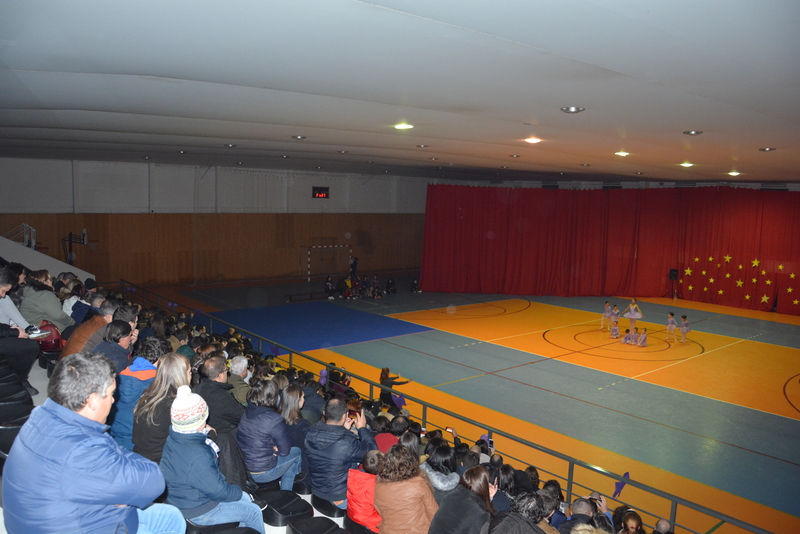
170,385,209,432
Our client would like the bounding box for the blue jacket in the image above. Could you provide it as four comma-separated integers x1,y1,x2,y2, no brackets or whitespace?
2,399,164,534
237,403,291,472
304,421,378,501
92,340,132,374
160,427,243,519
110,357,157,450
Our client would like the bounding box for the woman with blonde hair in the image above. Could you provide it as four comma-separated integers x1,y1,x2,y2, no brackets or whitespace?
132,352,191,462
373,444,438,534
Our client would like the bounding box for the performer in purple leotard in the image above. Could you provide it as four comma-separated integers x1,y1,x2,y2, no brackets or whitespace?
637,328,648,347
600,301,612,330
665,312,678,342
610,322,620,339
622,298,643,329
680,315,691,343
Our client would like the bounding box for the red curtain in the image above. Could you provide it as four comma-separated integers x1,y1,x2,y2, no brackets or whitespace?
420,185,800,316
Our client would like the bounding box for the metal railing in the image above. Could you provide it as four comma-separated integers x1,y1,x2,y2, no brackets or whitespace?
3,223,37,249
118,279,769,534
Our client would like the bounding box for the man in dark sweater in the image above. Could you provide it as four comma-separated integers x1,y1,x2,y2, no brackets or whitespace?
558,498,594,534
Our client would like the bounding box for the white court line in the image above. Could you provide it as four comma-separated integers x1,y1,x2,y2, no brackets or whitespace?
633,334,762,379
488,318,599,342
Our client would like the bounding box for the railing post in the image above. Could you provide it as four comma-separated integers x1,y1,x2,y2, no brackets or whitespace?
369,383,374,402
669,500,678,529
422,405,427,429
566,461,575,504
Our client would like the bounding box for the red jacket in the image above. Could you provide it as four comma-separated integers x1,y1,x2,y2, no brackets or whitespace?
346,468,381,532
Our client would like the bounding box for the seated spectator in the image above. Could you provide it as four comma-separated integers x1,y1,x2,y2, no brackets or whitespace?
0,269,40,396
398,430,420,458
174,328,195,359
488,491,549,534
228,355,251,404
60,299,119,360
346,449,384,533
77,293,106,324
0,268,31,331
372,415,396,453
305,397,378,508
61,282,88,317
516,465,540,494
52,271,77,293
2,351,184,534
428,465,496,534
160,385,265,534
536,490,560,534
653,518,673,534
20,269,76,335
541,480,567,530
374,444,439,534
237,379,302,491
420,443,460,503
618,511,646,534
410,279,422,293
133,352,192,463
492,464,518,513
280,383,312,482
93,320,135,373
457,450,481,476
588,492,614,532
385,278,397,294
109,336,171,449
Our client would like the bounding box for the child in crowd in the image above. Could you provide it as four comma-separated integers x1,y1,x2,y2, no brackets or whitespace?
665,312,678,341
637,328,648,347
411,279,422,293
630,327,639,345
600,301,612,330
621,329,631,344
680,315,691,343
610,321,620,339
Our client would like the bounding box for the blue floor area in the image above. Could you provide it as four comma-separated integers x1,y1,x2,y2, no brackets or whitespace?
207,301,432,353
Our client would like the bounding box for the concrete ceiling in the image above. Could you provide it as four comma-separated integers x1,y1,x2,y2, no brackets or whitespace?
1,0,799,183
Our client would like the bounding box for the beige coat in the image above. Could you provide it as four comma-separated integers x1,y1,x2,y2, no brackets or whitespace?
373,474,438,534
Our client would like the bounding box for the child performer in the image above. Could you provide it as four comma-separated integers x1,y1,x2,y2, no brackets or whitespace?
611,304,621,325
621,329,631,344
680,315,691,343
637,328,648,347
622,298,643,329
610,321,620,339
600,301,612,330
665,312,678,342
630,327,639,345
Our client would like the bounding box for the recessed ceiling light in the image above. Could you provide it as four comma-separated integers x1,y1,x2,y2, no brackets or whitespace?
316,166,321,169
384,170,390,173
224,144,236,148
417,145,429,148
683,131,703,136
510,155,520,158
177,150,185,154
237,161,243,165
759,147,776,151
365,160,373,164
560,106,585,113
728,171,740,176
394,124,413,130
338,150,348,154
581,164,590,167
292,135,306,140
142,156,150,160
501,166,509,169
429,158,438,161
680,163,694,167
525,137,542,144
281,155,289,158
635,172,644,175
615,151,629,157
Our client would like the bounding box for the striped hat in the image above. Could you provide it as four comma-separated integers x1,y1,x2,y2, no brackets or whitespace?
171,385,208,432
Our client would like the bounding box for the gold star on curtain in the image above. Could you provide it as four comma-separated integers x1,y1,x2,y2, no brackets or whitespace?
778,264,784,270
738,264,743,270
723,255,732,263
703,287,708,292
765,280,772,285
752,278,757,283
679,279,683,284
694,257,700,262
745,294,751,300
725,273,731,278
718,290,724,295
794,299,799,305
761,295,770,303
788,287,794,293
709,278,715,283
791,273,796,279
736,280,744,287
688,285,693,290
761,270,766,275
701,270,707,276
684,268,693,276
708,256,714,262
752,259,760,267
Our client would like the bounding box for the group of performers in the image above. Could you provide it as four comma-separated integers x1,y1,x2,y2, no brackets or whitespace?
601,299,691,344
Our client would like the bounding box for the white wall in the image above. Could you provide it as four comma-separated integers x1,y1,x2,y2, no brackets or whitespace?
0,158,429,214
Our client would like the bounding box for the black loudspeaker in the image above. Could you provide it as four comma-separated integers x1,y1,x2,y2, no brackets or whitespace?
669,269,679,280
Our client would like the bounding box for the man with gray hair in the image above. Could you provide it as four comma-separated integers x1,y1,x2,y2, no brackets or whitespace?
2,351,185,534
228,355,251,405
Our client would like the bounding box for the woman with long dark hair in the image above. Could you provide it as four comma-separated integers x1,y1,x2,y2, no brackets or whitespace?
419,443,460,503
379,367,411,408
428,465,496,534
373,444,438,534
279,383,311,482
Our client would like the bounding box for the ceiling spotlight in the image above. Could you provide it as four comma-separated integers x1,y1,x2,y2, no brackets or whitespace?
615,151,629,157
177,150,186,154
384,170,390,173
510,155,520,158
365,160,373,164
759,147,776,151
560,106,585,113
316,166,322,169
680,163,694,167
417,144,429,148
501,166,509,169
224,144,236,148
683,131,703,136
338,150,348,154
237,161,243,165
525,137,542,144
635,172,644,175
394,124,414,130
142,156,150,160
429,157,438,161
281,155,289,158
728,171,741,176
292,135,306,140
580,163,591,167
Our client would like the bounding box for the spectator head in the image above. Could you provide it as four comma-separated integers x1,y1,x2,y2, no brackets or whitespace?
536,490,558,519
570,526,605,534
621,511,644,533
371,415,390,434
98,299,121,321
571,498,593,517
323,398,347,424
280,383,304,425
497,464,517,496
0,268,16,297
70,283,88,301
427,443,456,475
406,420,422,439
137,336,171,364
6,263,29,286
200,356,227,383
230,355,248,377
84,278,98,291
104,320,133,348
460,466,496,517
88,293,105,308
113,305,139,326
654,519,672,534
188,337,205,351
272,371,289,391
541,479,564,502
475,439,490,456
174,329,189,344
489,453,504,470
49,352,116,421
398,431,420,458
362,449,384,475
27,269,53,290
380,444,420,482
426,429,443,442
389,415,409,436
462,451,480,470
511,492,546,524
379,367,391,381
424,437,446,458
247,379,280,410
170,385,209,432
525,465,540,490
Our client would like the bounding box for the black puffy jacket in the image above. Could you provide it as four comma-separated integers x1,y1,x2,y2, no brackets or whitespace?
237,403,292,472
304,421,377,501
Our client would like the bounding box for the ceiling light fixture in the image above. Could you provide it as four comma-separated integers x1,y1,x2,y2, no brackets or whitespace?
394,124,413,130
366,160,373,163
177,150,185,154
429,158,438,161
501,166,509,169
142,156,150,160
581,163,591,167
510,155,520,158
680,163,694,167
281,155,289,158
759,147,776,151
237,161,243,165
338,150,348,154
683,131,703,136
615,151,629,157
417,144,429,148
224,144,236,148
635,172,644,175
728,171,741,176
292,135,306,140
316,166,321,169
525,137,542,144
560,106,585,113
